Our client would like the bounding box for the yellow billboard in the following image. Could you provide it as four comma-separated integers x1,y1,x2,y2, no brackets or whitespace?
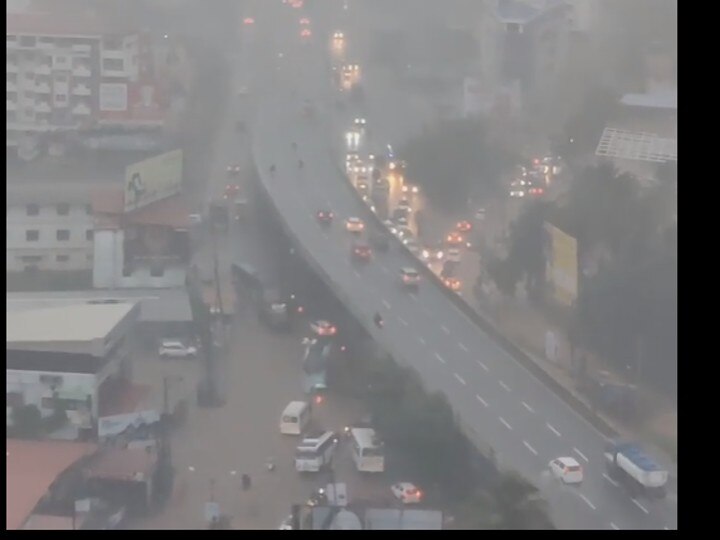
544,223,578,306
124,149,183,212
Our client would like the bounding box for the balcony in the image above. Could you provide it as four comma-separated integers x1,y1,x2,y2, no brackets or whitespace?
72,102,92,115
72,84,92,96
73,64,92,77
35,64,51,76
35,82,51,94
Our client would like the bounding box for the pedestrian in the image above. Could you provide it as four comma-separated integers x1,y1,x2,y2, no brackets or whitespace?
241,473,251,491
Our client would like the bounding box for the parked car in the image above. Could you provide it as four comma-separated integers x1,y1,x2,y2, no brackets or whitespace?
159,340,197,359
391,482,423,504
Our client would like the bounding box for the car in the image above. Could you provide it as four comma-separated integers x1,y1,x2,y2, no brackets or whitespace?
446,248,461,262
279,515,294,530
316,210,334,225
243,17,255,25
446,231,464,246
226,164,241,176
345,217,365,233
401,184,420,194
159,340,197,359
353,117,367,126
300,28,312,38
333,31,344,40
421,247,444,261
224,183,240,199
404,239,421,256
391,482,423,504
311,320,337,337
443,277,462,291
299,17,310,25
475,207,486,221
549,457,583,484
392,207,409,221
510,179,527,198
352,242,372,262
357,180,370,194
528,185,544,197
400,267,420,289
456,220,472,233
440,260,459,279
394,216,409,228
189,213,203,225
396,226,413,239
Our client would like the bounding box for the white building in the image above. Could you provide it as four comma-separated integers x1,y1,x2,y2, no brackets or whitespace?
6,9,165,149
6,301,138,437
6,183,100,273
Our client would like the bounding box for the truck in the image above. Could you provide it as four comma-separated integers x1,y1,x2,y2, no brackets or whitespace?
604,441,668,499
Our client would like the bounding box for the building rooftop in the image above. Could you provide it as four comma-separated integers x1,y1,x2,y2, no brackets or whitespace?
84,447,158,483
7,182,117,207
7,9,128,37
6,438,98,530
6,289,192,323
620,91,677,111
6,302,136,348
595,128,677,164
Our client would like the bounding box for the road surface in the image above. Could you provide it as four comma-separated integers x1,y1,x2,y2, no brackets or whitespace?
239,0,677,530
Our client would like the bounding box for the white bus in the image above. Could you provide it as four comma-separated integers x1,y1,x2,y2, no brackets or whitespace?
350,427,385,473
280,401,310,435
295,431,338,472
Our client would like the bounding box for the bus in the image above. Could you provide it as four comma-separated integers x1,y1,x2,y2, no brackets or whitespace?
294,431,338,472
280,401,310,435
350,427,385,473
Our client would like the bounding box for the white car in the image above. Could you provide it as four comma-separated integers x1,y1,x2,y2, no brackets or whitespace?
549,457,584,485
510,179,527,198
404,239,421,255
311,320,337,337
391,482,423,504
400,267,420,288
279,515,294,530
345,217,365,233
158,340,197,359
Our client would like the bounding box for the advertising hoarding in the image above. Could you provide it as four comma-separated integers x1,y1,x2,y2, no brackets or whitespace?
124,149,183,212
544,222,578,306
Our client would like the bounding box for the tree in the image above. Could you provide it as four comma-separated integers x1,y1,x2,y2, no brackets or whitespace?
400,118,518,212
459,472,554,530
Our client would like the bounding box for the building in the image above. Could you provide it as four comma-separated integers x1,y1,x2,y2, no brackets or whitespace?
6,8,169,149
307,506,444,530
6,438,98,530
6,301,138,438
7,182,100,273
474,0,570,113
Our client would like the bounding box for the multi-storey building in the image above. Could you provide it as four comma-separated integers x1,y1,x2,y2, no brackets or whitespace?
6,10,165,147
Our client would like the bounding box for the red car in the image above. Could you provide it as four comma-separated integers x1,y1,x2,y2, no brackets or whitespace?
456,220,472,233
223,184,240,200
316,210,334,225
352,242,372,262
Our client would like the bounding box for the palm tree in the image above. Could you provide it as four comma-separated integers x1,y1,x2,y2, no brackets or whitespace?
460,472,554,530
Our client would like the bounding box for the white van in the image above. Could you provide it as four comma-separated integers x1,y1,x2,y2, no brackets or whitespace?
280,401,310,435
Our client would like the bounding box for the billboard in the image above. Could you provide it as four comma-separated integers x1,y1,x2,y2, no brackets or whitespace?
124,149,183,212
544,223,578,306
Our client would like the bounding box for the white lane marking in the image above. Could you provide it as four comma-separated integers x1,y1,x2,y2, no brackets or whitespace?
476,360,489,372
498,380,511,392
454,373,466,385
399,317,408,327
435,352,447,364
441,325,450,335
523,440,538,455
382,299,391,310
573,447,589,463
546,423,562,437
459,343,469,352
610,522,620,530
521,401,535,413
419,337,426,346
499,417,513,430
580,494,597,510
602,473,620,487
476,394,488,407
632,498,649,514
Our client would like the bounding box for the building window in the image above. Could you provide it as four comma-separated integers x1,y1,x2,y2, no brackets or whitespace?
103,37,123,50
56,229,70,241
57,203,70,216
506,23,523,34
55,93,68,104
26,204,39,216
56,254,70,263
20,255,42,263
39,374,63,386
40,397,56,409
86,229,94,241
7,392,24,408
26,230,39,242
150,263,165,277
102,58,124,72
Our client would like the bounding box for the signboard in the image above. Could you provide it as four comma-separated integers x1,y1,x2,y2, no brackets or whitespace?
544,223,578,306
124,149,183,212
99,83,129,112
98,409,160,439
